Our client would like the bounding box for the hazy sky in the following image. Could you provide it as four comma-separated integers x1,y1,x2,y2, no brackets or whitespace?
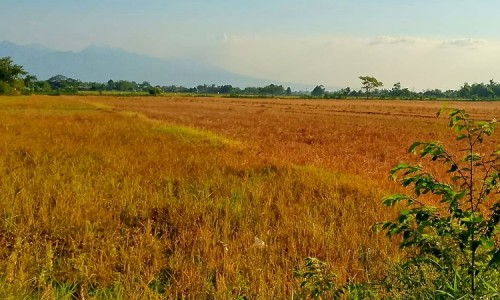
2,0,500,90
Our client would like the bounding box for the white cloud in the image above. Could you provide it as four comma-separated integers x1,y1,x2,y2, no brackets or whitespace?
441,38,489,49
211,35,500,90
368,36,420,46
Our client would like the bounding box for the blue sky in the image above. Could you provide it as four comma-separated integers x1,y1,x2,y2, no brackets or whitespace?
2,0,500,89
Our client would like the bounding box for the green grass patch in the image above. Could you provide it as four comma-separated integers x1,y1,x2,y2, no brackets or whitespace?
153,123,239,147
118,110,241,147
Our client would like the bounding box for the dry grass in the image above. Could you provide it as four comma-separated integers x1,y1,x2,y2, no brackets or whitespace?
0,95,498,298
89,96,500,188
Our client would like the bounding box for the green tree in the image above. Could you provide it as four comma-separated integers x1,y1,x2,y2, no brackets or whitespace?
48,75,81,93
470,83,494,99
218,85,233,94
115,80,137,92
378,108,499,298
259,84,285,96
340,87,351,98
459,82,472,99
106,79,115,90
311,85,326,97
243,87,259,95
23,74,38,94
148,86,162,95
391,82,402,97
359,76,383,98
34,80,52,94
0,56,27,94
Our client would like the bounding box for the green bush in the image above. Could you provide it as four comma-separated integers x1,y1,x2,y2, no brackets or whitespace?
377,108,499,298
0,81,12,94
293,257,346,299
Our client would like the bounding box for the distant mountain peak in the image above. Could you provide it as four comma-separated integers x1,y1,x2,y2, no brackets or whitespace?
79,45,126,54
0,40,310,89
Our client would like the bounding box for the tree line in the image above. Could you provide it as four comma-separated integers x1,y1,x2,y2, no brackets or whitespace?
314,76,500,100
2,56,500,100
22,74,295,97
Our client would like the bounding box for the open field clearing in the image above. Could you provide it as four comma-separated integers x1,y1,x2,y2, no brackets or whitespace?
0,95,498,298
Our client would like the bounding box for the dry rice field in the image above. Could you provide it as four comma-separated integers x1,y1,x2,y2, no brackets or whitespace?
95,96,500,187
0,95,498,298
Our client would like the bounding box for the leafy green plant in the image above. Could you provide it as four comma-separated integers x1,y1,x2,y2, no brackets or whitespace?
293,257,377,299
377,108,499,298
293,257,345,299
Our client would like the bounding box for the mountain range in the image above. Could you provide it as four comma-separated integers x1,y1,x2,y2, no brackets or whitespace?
0,41,298,88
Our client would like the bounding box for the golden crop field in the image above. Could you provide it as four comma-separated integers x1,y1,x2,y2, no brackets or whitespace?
0,95,498,298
